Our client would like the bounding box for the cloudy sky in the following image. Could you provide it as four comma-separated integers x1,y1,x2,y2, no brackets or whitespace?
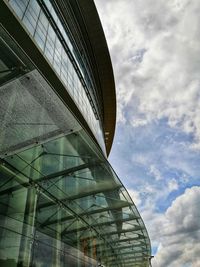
94,0,200,266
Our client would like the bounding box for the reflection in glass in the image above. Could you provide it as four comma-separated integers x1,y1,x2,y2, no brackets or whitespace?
8,0,105,150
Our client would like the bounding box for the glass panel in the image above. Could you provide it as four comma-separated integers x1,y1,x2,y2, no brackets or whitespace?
0,12,151,267
22,15,35,36
9,0,28,19
0,69,81,156
8,0,105,151
1,127,151,266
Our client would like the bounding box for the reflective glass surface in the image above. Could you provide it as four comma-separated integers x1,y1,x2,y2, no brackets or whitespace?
0,6,151,267
8,0,105,151
0,133,151,267
0,68,151,266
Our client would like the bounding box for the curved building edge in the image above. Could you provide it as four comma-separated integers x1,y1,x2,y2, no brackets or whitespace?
54,0,116,155
0,0,151,266
69,0,116,155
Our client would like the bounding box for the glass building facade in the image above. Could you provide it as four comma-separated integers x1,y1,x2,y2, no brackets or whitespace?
0,0,151,266
8,0,104,150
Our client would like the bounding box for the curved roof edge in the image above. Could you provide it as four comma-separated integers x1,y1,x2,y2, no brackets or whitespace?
58,0,116,156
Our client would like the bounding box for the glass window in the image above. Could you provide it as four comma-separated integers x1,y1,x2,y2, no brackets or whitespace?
53,61,60,76
9,0,28,19
47,24,55,42
55,38,62,55
7,0,104,148
34,32,45,50
38,10,48,30
28,0,40,18
35,22,46,38
22,15,35,36
45,43,54,64
23,1,40,32
1,11,151,265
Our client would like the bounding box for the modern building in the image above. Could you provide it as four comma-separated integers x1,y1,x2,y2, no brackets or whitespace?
0,0,151,266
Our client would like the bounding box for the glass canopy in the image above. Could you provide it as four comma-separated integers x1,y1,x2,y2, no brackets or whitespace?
0,129,151,266
0,23,151,267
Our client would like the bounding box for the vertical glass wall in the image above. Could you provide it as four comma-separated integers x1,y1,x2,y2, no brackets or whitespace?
0,64,151,267
0,3,151,267
8,0,105,151
0,127,151,267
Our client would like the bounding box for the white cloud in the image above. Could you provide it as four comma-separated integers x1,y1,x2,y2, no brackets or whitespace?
131,117,148,128
168,178,179,191
95,0,200,148
149,165,162,181
152,186,200,267
94,1,200,266
127,188,142,206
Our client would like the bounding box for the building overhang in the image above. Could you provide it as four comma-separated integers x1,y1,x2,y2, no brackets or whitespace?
56,0,116,156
